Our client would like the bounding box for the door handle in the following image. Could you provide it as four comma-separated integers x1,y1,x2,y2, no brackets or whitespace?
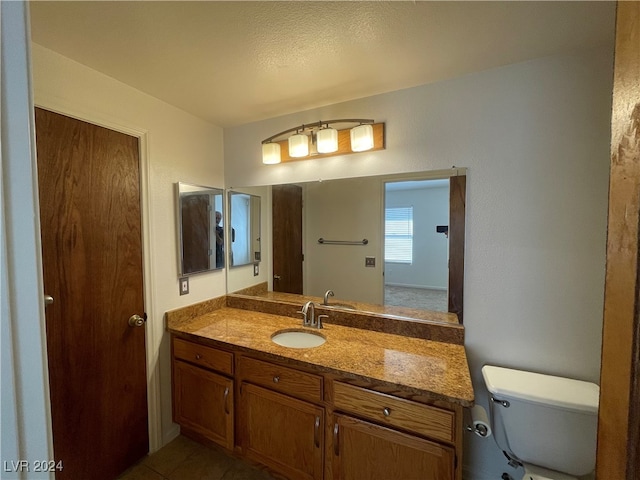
44,295,54,306
314,416,320,448
223,387,230,415
128,314,146,328
273,275,281,280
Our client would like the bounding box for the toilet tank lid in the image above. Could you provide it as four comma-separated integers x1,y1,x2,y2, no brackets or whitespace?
482,365,599,414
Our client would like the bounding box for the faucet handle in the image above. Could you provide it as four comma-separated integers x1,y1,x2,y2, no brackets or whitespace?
317,315,328,329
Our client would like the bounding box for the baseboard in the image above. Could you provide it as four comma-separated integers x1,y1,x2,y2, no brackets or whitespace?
160,424,181,450
384,283,447,291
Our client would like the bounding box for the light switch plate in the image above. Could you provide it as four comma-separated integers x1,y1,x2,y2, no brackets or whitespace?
179,277,189,295
365,256,376,267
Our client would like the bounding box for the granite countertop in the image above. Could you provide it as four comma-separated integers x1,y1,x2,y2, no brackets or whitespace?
232,290,460,324
168,305,474,407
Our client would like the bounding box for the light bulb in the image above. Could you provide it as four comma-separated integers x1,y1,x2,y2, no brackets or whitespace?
350,124,374,152
316,127,338,154
262,143,281,164
288,133,309,157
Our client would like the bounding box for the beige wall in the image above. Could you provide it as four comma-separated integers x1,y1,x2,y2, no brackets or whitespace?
303,177,384,304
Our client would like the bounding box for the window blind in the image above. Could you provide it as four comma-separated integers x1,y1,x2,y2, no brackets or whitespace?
385,206,413,263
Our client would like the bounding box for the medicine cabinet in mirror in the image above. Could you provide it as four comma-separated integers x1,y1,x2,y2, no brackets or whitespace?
228,191,261,267
176,182,225,275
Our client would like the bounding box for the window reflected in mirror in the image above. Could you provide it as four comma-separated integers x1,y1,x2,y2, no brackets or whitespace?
177,182,225,275
228,191,261,267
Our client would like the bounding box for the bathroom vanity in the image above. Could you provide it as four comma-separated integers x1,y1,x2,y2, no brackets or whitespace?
167,294,474,480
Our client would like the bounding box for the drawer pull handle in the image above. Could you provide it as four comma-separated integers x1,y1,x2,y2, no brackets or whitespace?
273,376,280,383
314,416,320,448
333,423,339,456
383,407,391,417
223,387,230,414
195,354,202,360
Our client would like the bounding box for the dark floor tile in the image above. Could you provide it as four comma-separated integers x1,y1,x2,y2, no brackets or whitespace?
117,463,168,480
165,444,235,480
143,435,204,477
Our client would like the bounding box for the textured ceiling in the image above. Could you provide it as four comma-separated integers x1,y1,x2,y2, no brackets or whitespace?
29,1,615,127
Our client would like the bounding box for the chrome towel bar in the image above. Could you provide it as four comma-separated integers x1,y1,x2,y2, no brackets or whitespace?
317,238,368,245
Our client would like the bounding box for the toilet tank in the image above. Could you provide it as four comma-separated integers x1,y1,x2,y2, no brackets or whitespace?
482,365,599,477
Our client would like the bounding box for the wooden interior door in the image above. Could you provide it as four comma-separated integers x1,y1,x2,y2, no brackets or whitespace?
35,108,148,479
448,175,466,323
272,184,303,293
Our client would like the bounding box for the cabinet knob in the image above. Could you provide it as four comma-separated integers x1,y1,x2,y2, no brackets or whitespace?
273,376,280,383
383,407,391,417
195,354,202,360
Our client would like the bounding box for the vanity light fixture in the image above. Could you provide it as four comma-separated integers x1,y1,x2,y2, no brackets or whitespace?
288,130,309,158
316,125,338,154
261,119,385,164
261,142,281,165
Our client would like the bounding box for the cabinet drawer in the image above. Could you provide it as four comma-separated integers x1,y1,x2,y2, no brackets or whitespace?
333,382,455,444
238,356,323,403
173,337,233,375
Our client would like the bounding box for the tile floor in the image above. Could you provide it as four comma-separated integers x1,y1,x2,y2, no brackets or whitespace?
118,436,278,480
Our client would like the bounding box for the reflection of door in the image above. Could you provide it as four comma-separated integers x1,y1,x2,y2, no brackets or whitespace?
448,175,465,323
272,184,303,293
35,108,148,479
181,194,211,273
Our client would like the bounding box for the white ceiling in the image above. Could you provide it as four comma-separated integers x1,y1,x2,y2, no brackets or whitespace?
29,1,615,128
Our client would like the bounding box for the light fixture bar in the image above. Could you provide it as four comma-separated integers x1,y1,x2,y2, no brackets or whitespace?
261,119,374,144
274,123,385,163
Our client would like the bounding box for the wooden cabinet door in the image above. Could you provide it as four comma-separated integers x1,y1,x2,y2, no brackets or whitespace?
173,360,234,450
242,383,323,480
332,414,455,480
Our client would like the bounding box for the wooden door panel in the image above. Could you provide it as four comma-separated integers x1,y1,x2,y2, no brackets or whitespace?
333,414,455,480
448,175,465,323
242,383,323,480
173,360,234,449
35,108,148,479
272,184,303,293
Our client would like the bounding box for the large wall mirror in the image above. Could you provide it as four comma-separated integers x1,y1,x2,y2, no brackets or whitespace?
234,168,466,323
176,182,225,275
228,191,261,267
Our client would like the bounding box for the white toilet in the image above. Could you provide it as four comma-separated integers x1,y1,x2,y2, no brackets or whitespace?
481,365,599,480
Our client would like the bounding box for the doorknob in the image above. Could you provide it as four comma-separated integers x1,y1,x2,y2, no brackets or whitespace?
274,275,281,280
128,314,146,328
44,295,54,306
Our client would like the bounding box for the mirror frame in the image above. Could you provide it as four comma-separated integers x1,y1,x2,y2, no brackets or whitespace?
176,182,225,275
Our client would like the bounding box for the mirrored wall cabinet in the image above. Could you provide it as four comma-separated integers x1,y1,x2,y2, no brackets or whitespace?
176,182,225,275
228,191,261,268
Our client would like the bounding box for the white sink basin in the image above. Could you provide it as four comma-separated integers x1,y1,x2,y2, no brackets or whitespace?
271,329,326,348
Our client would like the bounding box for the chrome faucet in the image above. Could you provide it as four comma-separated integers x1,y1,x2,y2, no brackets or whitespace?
300,301,315,327
299,301,325,329
323,290,335,305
